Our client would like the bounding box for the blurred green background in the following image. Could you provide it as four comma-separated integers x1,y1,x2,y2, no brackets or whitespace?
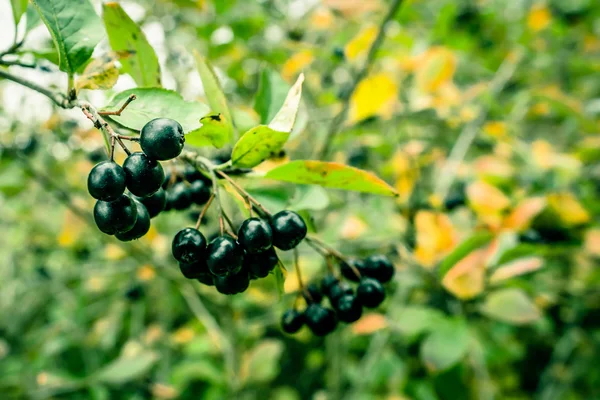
1,0,599,399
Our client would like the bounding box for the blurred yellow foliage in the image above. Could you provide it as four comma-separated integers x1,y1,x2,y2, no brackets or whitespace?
282,50,314,81
414,47,457,93
345,25,378,62
584,229,600,257
352,313,387,335
483,121,508,139
137,264,156,281
467,181,511,216
442,247,487,300
310,8,335,30
340,215,367,239
503,197,547,232
547,192,590,226
104,243,127,260
528,5,552,32
349,73,398,123
414,211,458,268
57,209,87,247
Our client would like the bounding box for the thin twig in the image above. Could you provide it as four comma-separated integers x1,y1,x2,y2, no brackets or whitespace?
195,193,215,229
0,39,24,58
98,94,137,116
215,170,271,217
293,248,305,291
0,69,71,108
0,59,37,69
315,0,405,159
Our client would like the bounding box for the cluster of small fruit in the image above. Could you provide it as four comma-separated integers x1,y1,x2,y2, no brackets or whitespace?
88,118,185,240
281,255,394,336
161,166,212,213
171,210,308,294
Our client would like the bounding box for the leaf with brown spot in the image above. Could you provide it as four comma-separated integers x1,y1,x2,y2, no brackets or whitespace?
231,126,289,168
75,54,119,91
265,161,398,196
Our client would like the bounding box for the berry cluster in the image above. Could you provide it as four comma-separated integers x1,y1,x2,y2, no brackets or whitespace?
281,254,394,336
88,118,185,240
161,166,212,213
171,210,308,294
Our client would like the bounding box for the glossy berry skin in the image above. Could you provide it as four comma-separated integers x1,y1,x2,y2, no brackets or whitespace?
140,118,185,161
270,210,307,250
172,228,207,264
189,180,211,205
281,309,305,333
363,255,395,283
135,188,166,218
303,283,323,304
167,182,192,211
94,195,138,235
305,304,337,336
87,161,126,201
335,295,362,323
340,258,366,282
123,152,164,197
238,218,273,254
244,247,278,279
206,236,244,277
321,275,339,294
179,260,208,279
115,200,151,241
214,268,249,295
357,278,386,308
197,271,215,286
327,282,353,304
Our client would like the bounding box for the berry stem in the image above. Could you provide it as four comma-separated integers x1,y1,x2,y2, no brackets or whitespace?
116,135,140,142
222,210,237,233
293,248,304,291
195,193,215,230
215,170,272,217
98,94,137,116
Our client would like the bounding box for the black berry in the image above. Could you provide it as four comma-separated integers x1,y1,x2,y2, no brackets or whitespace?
335,295,362,323
162,172,174,189
87,161,126,201
94,195,138,235
340,258,365,282
116,200,151,241
125,285,144,301
197,271,215,286
357,278,385,308
140,118,185,161
363,255,394,283
321,275,339,293
281,309,305,333
303,283,323,304
172,228,207,264
305,304,337,336
189,180,211,205
167,182,192,211
206,236,244,276
238,218,273,254
179,260,208,279
327,282,353,304
123,152,164,197
135,188,166,218
184,166,209,183
214,268,249,295
270,210,307,250
244,247,278,279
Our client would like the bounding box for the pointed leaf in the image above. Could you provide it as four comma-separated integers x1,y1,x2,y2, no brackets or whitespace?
10,0,29,25
441,247,487,300
268,73,304,133
193,51,234,141
489,257,544,284
241,340,284,384
265,161,398,196
31,0,104,74
75,54,119,91
438,233,494,278
421,318,469,372
25,6,42,32
480,288,540,325
103,88,209,133
254,68,290,124
231,126,289,168
102,2,161,88
186,114,230,148
94,350,158,385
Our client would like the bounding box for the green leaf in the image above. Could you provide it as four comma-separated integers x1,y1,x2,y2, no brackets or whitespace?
242,340,284,384
186,114,230,148
94,350,158,385
31,0,104,75
193,51,234,141
231,126,289,168
102,2,161,88
75,54,119,91
420,318,470,372
265,160,398,196
171,360,226,388
390,306,447,338
103,88,209,133
480,288,541,325
10,0,28,25
268,73,304,133
289,185,330,211
254,68,290,124
25,6,42,32
437,232,494,278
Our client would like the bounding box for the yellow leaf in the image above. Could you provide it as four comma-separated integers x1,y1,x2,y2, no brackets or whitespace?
414,47,457,93
391,150,418,199
344,25,378,62
489,257,544,284
57,209,87,247
104,243,126,260
414,211,459,268
323,0,382,17
171,327,195,344
584,229,600,257
151,383,179,400
474,155,514,181
483,121,507,139
340,215,367,240
282,50,314,81
527,4,552,32
310,8,335,30
137,265,156,281
547,192,590,226
467,181,511,216
531,140,555,170
75,54,119,91
352,313,387,335
503,197,547,231
349,73,398,123
442,248,487,300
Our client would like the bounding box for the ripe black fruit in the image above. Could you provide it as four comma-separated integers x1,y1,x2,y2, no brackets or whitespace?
116,200,151,241
184,166,209,183
172,228,207,264
189,180,211,205
357,278,385,308
340,258,365,282
270,210,307,250
238,218,273,254
206,236,244,276
335,295,362,323
244,247,278,279
303,283,323,304
321,275,339,293
196,271,215,286
305,304,337,336
94,195,138,235
125,285,144,301
135,188,166,218
179,260,208,279
87,161,126,201
327,282,353,304
281,309,305,333
167,182,192,211
363,255,394,283
140,118,185,161
214,268,249,295
123,152,164,197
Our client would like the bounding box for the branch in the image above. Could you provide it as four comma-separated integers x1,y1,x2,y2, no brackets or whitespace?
315,0,405,160
0,68,71,108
